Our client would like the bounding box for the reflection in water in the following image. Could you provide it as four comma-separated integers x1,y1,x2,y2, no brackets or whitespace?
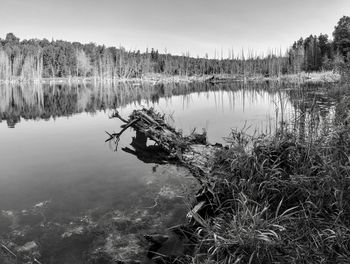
0,81,292,128
122,131,170,164
287,84,339,140
0,81,343,263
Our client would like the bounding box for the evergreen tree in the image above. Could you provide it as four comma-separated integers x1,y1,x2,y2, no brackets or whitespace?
333,16,350,60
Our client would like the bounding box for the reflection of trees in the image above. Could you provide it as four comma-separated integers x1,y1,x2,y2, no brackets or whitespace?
2,81,336,128
0,83,44,127
0,81,280,127
286,83,348,140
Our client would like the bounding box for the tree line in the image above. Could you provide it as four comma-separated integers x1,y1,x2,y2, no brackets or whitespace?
0,16,349,82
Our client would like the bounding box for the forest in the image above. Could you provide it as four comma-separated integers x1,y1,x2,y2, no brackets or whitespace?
0,16,349,82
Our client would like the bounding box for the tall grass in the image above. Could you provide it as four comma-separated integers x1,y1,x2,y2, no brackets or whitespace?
184,94,350,263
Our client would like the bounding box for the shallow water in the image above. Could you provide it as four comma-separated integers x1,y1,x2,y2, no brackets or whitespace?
0,81,313,262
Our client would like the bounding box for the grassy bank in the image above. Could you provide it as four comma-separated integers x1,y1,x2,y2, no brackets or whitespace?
32,71,341,85
182,95,350,263
260,70,341,83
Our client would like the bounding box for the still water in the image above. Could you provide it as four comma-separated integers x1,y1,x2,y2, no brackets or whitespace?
0,81,296,262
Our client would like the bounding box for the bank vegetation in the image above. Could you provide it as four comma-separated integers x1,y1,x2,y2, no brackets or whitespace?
0,16,349,84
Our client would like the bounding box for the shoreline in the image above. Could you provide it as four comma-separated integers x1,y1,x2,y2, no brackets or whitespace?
0,71,341,86
0,78,348,263
109,101,350,263
42,71,342,84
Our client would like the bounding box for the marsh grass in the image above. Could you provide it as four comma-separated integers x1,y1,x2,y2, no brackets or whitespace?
182,94,350,263
340,63,350,84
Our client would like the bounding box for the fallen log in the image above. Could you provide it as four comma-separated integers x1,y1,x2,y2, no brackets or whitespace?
108,107,221,177
108,108,225,261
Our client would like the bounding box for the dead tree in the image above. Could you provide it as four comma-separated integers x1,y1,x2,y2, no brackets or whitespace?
107,108,221,178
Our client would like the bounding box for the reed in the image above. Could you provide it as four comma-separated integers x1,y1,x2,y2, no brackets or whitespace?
181,93,350,263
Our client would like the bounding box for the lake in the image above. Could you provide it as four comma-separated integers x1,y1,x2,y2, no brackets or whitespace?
0,81,333,263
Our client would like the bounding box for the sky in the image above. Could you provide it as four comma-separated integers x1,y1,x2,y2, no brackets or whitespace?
0,0,348,58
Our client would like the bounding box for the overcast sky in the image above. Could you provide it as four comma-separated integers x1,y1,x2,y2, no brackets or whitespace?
0,0,348,57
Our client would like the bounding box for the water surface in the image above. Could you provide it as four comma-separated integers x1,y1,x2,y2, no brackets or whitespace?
0,81,327,262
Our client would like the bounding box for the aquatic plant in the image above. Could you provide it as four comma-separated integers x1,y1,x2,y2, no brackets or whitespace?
184,96,350,263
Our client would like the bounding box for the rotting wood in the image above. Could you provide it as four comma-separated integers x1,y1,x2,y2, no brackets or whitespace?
108,107,222,178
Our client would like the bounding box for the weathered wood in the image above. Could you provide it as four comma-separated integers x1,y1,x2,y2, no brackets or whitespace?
105,117,141,147
109,108,221,177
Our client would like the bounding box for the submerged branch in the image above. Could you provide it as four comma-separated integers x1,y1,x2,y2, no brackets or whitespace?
105,117,141,151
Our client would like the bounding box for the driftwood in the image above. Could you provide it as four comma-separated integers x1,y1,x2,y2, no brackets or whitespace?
107,108,225,259
108,108,221,177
